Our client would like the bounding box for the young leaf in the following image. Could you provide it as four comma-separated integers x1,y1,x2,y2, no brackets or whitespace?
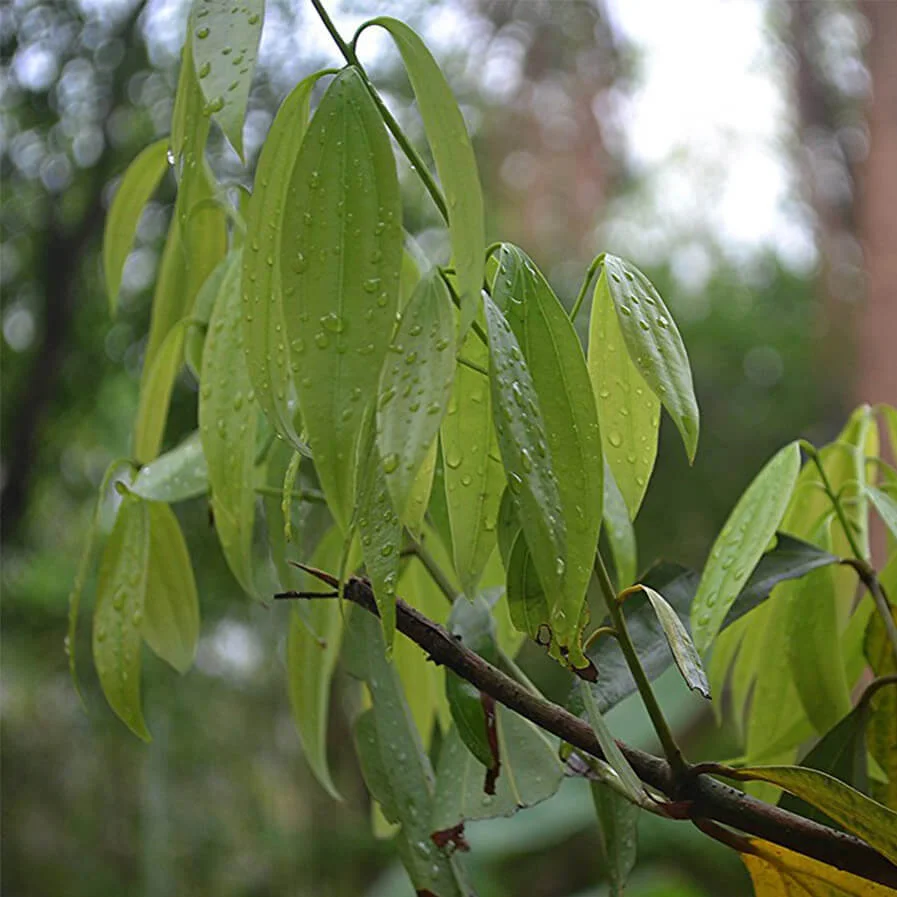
368,16,485,337
133,321,185,464
637,584,710,698
485,294,566,610
867,485,897,540
724,765,897,865
740,839,897,897
93,492,151,741
403,436,437,539
599,256,699,462
493,244,602,655
690,441,801,654
191,0,263,159
243,71,329,452
131,431,208,502
591,780,639,897
377,270,456,520
142,501,200,674
442,326,505,595
185,252,232,381
588,265,660,518
103,139,169,315
602,461,637,590
198,251,258,597
280,67,402,532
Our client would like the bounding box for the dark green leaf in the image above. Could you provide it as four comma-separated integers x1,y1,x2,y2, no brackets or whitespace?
591,779,639,897
505,532,551,647
602,461,637,589
131,431,208,502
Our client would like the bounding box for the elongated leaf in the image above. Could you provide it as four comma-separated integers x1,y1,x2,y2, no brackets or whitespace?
93,493,151,741
131,431,208,502
243,71,328,451
442,326,504,594
591,780,639,897
345,607,469,895
369,17,485,337
493,244,602,656
691,441,801,653
603,461,637,589
485,295,566,603
186,253,232,382
143,501,199,673
599,256,699,461
506,533,551,646
740,838,897,896
638,584,709,698
280,68,402,532
868,485,897,540
377,270,456,519
198,251,258,597
726,765,897,865
589,266,660,517
404,436,437,539
191,0,262,159
104,139,169,315
134,321,185,464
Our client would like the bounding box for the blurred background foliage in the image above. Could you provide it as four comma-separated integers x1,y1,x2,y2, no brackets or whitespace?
2,0,895,894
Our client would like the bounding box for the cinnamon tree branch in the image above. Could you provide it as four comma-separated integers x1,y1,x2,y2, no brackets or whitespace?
276,574,897,888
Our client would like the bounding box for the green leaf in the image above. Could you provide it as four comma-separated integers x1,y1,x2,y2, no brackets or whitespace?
493,244,602,657
442,326,505,595
599,256,699,462
377,270,456,520
602,461,637,590
198,251,258,597
131,431,208,502
280,67,402,532
185,253,231,381
505,532,551,647
590,779,639,897
485,295,566,609
881,404,897,462
868,485,897,540
103,139,169,315
403,436,437,539
588,264,660,518
346,607,469,895
726,765,897,865
369,16,485,337
93,492,151,741
242,71,329,452
133,321,185,464
142,501,200,673
496,487,520,571
690,441,801,654
637,584,709,698
191,0,263,159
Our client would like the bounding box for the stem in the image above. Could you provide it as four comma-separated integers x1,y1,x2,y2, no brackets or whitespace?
457,355,489,378
408,539,458,603
498,650,545,700
593,550,687,776
439,268,490,348
570,253,605,322
255,485,327,503
807,447,867,562
311,0,449,223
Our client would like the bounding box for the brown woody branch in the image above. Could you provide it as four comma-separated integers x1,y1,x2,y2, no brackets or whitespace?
277,572,897,888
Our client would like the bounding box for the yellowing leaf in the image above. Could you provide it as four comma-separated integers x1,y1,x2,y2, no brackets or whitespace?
741,838,897,896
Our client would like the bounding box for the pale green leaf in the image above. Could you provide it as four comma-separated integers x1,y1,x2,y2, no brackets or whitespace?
603,460,637,589
103,139,169,315
131,431,208,502
377,270,456,520
588,269,659,518
599,256,699,461
403,436,437,539
591,779,639,897
280,67,402,532
691,441,801,653
505,532,550,646
143,501,199,673
868,485,897,540
198,251,258,597
493,244,602,658
185,252,231,380
369,17,485,337
191,0,263,159
93,493,151,741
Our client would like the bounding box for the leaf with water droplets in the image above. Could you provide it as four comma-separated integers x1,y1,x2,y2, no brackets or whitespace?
346,605,470,895
133,321,186,464
441,326,505,594
485,294,566,614
506,530,551,646
280,68,402,532
93,492,151,741
103,139,169,316
591,778,640,897
243,72,329,452
369,17,485,338
588,264,659,518
198,251,258,597
690,441,801,654
142,501,199,674
185,255,232,380
190,0,263,159
599,255,699,463
131,431,208,502
602,461,637,590
403,436,437,539
493,245,602,657
377,270,456,521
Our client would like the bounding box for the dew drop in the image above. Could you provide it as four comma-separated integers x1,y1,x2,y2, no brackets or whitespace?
382,453,400,474
608,431,623,448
